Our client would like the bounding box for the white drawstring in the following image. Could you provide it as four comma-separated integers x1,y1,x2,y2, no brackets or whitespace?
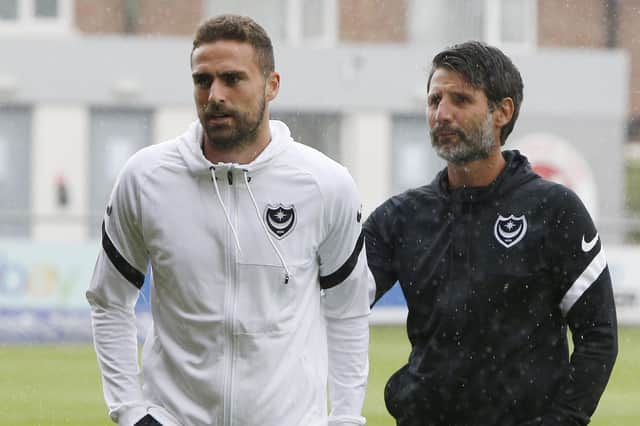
210,167,243,255
242,170,291,285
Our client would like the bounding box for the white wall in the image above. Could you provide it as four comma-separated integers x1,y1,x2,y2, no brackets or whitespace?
340,112,392,216
154,106,197,144
31,104,88,241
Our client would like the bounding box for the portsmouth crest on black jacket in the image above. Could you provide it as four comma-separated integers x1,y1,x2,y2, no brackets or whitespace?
364,150,618,426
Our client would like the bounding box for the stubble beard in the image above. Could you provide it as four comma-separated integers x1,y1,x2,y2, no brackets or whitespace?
430,112,496,166
201,96,267,152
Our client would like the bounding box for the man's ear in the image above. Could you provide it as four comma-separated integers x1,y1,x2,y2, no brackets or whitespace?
493,97,514,128
265,71,280,102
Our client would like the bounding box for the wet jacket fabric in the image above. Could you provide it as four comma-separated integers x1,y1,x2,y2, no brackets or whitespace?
87,120,372,426
364,150,617,426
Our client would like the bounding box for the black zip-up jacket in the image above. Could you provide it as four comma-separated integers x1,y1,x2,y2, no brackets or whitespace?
364,150,617,426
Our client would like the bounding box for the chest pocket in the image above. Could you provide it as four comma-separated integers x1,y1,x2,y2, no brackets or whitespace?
234,217,313,335
476,232,547,315
232,184,322,335
235,261,301,335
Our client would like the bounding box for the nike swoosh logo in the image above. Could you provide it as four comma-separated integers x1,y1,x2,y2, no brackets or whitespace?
581,233,599,252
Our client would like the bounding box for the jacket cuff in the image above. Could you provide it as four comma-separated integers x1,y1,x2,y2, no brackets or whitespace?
328,414,366,425
116,406,149,426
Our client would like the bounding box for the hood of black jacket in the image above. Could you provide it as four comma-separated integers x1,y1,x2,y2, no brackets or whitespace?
433,150,539,203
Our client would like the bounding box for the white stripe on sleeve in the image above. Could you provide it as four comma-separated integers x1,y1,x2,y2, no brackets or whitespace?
559,247,607,316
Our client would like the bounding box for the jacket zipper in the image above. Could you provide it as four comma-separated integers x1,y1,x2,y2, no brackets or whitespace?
222,173,236,426
229,175,239,426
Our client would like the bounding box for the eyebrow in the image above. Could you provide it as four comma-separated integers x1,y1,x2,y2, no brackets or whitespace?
192,69,248,77
451,91,472,100
220,70,248,78
428,86,473,97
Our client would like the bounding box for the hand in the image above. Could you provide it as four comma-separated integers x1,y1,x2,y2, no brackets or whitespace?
134,414,163,426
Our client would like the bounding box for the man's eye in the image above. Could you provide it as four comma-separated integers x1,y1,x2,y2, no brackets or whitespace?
452,94,469,104
194,75,212,87
224,74,240,85
427,96,440,106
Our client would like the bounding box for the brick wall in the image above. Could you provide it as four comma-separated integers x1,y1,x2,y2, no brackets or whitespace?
537,0,608,47
76,0,202,36
339,0,407,42
75,0,126,33
617,0,640,118
136,0,202,36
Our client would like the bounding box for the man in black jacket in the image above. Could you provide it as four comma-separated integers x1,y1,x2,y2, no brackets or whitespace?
364,41,618,426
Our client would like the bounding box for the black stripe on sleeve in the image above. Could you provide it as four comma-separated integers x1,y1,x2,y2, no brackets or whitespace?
319,230,364,290
102,221,145,290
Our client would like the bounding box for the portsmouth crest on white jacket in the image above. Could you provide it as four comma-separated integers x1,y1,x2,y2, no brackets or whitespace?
87,120,373,426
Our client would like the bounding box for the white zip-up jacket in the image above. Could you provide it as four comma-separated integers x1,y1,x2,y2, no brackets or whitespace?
87,120,373,426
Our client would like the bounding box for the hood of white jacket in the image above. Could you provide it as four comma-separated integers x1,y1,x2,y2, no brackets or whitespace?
176,119,293,176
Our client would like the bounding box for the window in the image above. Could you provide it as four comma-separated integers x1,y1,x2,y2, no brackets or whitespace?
391,116,445,194
0,106,32,237
204,0,337,46
0,0,72,34
271,111,342,160
34,0,57,17
408,0,536,50
486,0,537,48
88,108,152,237
0,1,18,20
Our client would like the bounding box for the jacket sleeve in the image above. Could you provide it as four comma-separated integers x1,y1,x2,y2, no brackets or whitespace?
317,166,372,426
86,159,150,425
363,199,400,306
542,187,618,426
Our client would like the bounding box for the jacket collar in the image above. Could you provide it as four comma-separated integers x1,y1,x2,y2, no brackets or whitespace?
434,150,538,203
177,119,293,177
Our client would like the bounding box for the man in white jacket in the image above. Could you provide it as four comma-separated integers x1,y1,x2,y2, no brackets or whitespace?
87,14,372,426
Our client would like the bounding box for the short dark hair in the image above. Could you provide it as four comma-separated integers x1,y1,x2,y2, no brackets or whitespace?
427,41,524,145
191,14,275,77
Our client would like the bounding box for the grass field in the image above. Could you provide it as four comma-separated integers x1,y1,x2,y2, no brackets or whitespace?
0,326,638,425
625,157,640,242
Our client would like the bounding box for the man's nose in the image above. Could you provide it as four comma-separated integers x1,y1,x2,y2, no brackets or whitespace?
208,80,226,103
434,99,453,123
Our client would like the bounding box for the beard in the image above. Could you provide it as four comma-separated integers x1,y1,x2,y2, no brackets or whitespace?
200,95,266,151
430,112,495,165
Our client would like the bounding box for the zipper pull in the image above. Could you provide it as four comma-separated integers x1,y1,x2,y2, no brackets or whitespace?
227,170,233,185
284,273,290,285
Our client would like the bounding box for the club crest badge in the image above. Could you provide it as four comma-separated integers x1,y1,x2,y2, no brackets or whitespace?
265,204,296,239
494,214,527,248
